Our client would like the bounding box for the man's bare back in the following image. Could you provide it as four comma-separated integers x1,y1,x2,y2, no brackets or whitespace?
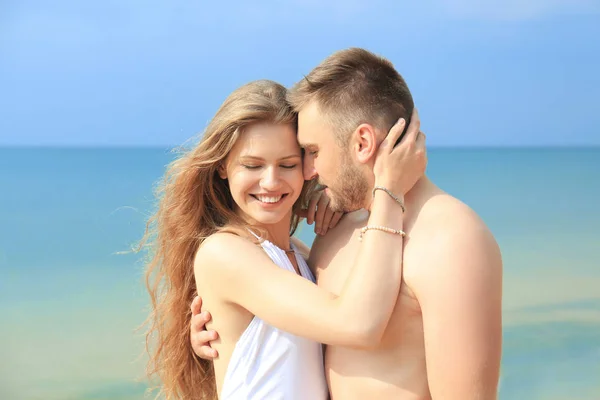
308,177,503,399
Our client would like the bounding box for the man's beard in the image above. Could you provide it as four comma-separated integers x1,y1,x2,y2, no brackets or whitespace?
326,157,369,212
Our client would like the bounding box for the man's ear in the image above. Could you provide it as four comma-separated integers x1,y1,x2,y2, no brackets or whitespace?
352,123,378,164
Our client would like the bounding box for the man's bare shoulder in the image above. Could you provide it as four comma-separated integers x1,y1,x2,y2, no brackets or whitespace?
413,192,485,232
406,192,502,293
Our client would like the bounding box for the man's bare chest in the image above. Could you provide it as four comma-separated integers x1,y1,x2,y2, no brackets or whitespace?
314,243,357,295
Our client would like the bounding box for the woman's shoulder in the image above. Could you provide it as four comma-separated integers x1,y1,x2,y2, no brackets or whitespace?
196,232,261,270
199,230,258,253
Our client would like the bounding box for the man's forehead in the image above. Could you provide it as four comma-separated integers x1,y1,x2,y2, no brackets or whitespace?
297,103,327,146
298,100,324,123
296,131,314,148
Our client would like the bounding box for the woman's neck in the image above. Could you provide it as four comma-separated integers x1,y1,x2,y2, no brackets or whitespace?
246,214,293,252
263,224,293,251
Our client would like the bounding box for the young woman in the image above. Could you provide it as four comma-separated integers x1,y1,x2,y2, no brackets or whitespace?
143,80,425,399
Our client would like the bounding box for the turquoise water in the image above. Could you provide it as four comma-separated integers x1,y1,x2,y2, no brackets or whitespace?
1,147,599,399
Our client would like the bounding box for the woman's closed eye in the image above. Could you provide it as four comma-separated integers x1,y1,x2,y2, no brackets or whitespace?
242,164,261,170
242,164,298,170
280,164,298,169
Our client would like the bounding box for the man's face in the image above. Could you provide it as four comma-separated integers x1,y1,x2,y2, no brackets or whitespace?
297,101,369,212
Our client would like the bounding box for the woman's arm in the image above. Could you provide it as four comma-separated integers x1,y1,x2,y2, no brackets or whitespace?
197,193,403,347
196,113,426,347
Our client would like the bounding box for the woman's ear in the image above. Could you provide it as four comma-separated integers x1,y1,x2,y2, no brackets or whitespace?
218,164,227,179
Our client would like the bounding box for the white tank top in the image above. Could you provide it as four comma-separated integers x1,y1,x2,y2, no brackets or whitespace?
219,237,329,400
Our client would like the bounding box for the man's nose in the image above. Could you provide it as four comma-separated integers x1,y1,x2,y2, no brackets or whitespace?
303,160,317,181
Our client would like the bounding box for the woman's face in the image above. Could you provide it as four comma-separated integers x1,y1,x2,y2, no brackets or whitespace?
220,122,304,227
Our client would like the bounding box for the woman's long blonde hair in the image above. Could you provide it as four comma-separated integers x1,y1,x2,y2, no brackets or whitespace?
142,80,313,399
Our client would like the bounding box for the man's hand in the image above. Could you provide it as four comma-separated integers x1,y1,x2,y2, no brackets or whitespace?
296,190,344,236
190,295,219,359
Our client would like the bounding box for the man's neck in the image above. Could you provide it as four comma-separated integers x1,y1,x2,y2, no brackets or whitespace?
365,175,431,213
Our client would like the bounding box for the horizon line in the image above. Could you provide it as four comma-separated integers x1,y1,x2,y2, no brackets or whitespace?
1,144,599,150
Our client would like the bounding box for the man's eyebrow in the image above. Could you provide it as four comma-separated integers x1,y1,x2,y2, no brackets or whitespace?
300,144,318,150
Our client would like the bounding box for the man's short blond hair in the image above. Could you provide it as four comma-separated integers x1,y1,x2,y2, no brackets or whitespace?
288,48,414,145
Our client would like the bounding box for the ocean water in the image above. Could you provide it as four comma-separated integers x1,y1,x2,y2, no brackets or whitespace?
1,147,599,399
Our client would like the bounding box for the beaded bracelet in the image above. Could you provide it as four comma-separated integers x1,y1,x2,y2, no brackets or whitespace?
372,186,405,213
358,225,406,242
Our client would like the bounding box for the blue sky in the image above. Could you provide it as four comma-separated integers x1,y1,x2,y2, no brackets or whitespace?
1,0,599,147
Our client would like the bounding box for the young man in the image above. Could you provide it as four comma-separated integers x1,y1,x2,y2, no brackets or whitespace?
190,48,503,399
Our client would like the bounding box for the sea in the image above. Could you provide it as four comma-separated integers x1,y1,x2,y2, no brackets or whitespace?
1,147,599,399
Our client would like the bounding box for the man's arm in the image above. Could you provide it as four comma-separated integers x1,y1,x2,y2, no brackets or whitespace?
413,209,503,400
